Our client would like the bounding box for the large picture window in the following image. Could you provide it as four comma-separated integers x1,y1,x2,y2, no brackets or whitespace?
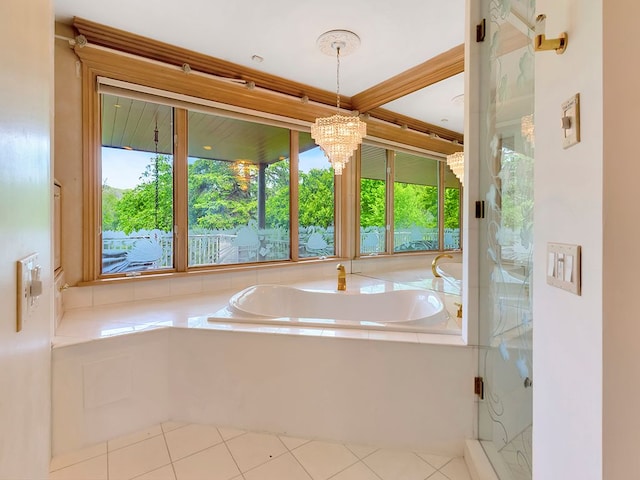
94,84,460,279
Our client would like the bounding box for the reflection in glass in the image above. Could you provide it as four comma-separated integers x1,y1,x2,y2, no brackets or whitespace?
360,144,387,255
393,151,439,252
444,163,462,250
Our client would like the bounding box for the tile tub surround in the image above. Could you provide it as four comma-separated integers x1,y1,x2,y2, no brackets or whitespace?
49,422,473,480
53,262,473,461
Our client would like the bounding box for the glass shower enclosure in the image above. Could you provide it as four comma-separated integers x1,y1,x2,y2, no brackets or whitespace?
476,0,535,478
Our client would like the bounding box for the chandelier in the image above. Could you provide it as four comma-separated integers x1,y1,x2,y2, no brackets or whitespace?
521,114,535,145
446,151,465,186
311,30,366,175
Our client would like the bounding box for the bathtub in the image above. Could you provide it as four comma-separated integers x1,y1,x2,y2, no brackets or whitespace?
436,262,462,290
208,284,451,333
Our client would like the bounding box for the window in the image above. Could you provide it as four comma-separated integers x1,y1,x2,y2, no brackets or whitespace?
360,144,387,255
357,144,461,256
187,110,291,266
79,45,463,281
101,94,174,274
92,81,461,280
298,132,335,258
393,151,439,253
97,89,343,278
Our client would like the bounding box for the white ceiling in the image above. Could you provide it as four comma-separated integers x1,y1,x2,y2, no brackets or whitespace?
54,0,466,133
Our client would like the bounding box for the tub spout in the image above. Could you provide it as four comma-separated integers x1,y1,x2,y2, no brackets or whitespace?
337,263,346,291
431,253,453,277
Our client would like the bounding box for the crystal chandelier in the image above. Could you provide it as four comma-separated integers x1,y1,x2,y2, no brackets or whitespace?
311,30,366,175
521,114,535,145
446,151,465,186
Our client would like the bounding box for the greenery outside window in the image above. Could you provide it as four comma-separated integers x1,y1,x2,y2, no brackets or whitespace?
101,95,174,274
360,144,387,255
393,151,440,252
187,110,291,266
298,132,335,259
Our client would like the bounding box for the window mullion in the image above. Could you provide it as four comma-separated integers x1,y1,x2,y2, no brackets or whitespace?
385,149,395,254
174,108,189,272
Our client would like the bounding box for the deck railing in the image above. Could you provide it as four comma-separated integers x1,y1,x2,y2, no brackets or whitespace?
102,226,461,272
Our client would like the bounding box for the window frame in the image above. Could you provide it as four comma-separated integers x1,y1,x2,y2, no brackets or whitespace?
78,46,462,282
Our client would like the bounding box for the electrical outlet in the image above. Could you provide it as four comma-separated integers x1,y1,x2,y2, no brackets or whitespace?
16,253,39,332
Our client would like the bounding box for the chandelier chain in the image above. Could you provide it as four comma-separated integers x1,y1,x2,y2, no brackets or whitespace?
154,117,159,230
335,46,341,111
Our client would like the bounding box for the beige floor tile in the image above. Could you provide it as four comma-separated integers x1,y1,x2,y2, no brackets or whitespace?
173,443,240,480
217,426,246,441
109,425,163,451
225,432,288,473
344,444,378,459
291,441,358,480
426,473,449,480
161,421,188,433
108,435,171,480
279,435,311,451
328,461,380,480
416,452,453,470
363,449,436,480
439,457,471,480
243,452,312,480
49,454,107,480
50,443,107,472
133,464,176,480
165,423,223,461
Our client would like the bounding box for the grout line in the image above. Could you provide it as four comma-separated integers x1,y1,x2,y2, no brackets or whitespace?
218,426,245,476
160,427,178,480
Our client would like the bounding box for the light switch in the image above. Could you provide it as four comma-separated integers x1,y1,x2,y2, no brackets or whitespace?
561,93,580,149
16,253,40,332
546,243,581,295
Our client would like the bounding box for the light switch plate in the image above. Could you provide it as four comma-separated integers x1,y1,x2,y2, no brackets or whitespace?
16,253,38,332
547,243,581,295
561,93,580,149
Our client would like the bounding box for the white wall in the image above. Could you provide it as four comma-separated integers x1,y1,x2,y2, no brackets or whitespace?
0,0,53,478
533,0,603,478
602,2,640,478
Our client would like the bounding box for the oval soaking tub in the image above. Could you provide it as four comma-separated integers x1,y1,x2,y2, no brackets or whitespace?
209,284,451,333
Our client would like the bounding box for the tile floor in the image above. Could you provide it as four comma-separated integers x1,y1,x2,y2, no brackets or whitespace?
49,422,472,480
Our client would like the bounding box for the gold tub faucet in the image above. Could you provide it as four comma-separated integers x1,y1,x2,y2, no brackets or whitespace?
431,253,453,278
337,263,346,291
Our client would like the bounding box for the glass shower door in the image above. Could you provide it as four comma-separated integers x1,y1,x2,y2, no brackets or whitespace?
476,0,535,478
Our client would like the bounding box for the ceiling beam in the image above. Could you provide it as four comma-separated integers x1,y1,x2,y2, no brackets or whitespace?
351,44,464,114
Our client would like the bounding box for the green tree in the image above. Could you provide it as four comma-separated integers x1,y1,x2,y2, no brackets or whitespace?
298,168,334,228
188,158,256,230
102,184,124,231
114,154,173,234
264,160,290,229
394,183,437,228
360,178,385,227
444,187,461,228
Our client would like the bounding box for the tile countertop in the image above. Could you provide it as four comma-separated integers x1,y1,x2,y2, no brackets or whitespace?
54,275,466,348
